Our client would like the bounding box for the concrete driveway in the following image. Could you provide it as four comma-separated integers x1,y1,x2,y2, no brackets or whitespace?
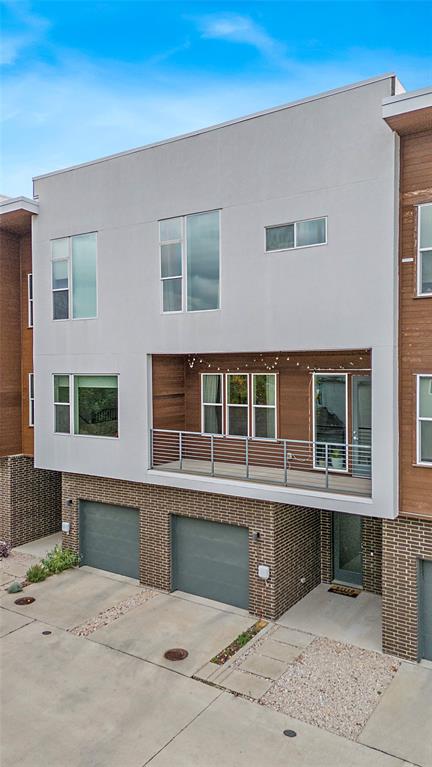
0,567,428,767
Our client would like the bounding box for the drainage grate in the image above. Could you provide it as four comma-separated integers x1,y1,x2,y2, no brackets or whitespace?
42,630,52,636
283,730,297,738
164,648,188,661
14,596,35,606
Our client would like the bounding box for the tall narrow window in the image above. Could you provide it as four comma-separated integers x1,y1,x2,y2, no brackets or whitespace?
314,374,347,470
227,374,249,436
54,375,71,433
418,375,432,464
27,273,33,327
51,233,97,319
74,376,118,437
160,211,220,313
202,374,223,434
252,374,276,439
160,218,183,312
418,204,432,296
29,373,34,426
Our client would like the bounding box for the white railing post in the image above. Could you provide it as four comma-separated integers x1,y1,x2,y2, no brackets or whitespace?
284,440,287,485
325,443,329,489
179,431,183,470
211,434,215,476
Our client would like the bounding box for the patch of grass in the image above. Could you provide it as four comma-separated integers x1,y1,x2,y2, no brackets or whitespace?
41,546,79,574
211,619,268,664
26,564,48,583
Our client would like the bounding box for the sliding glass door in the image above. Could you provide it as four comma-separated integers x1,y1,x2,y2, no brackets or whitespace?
352,376,372,477
314,374,347,470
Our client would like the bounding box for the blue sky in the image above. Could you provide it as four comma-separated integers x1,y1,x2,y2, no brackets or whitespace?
1,0,431,197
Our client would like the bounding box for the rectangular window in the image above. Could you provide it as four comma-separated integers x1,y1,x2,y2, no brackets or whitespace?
417,375,432,465
27,273,33,327
201,374,223,434
160,211,220,313
29,373,34,427
51,233,97,320
252,374,276,439
226,374,249,437
418,204,432,296
313,373,347,470
266,217,327,252
74,376,118,437
54,375,71,433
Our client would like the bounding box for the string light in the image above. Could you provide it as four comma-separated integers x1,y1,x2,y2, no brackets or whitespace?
186,352,371,373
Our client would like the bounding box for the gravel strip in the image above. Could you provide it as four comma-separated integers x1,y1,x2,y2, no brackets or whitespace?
69,587,158,637
261,637,400,741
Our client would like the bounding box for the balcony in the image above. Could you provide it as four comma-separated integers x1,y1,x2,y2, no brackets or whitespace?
151,430,371,497
150,350,373,499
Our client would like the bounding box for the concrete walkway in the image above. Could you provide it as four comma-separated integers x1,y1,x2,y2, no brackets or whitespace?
13,531,62,558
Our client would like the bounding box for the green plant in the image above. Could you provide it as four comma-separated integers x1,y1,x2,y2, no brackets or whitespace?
331,448,342,458
26,564,48,583
42,546,79,574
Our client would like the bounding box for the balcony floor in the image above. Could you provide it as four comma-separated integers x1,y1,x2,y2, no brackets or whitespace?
153,458,371,497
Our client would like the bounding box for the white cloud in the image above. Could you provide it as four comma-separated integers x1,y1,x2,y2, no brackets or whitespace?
195,13,288,65
0,0,51,65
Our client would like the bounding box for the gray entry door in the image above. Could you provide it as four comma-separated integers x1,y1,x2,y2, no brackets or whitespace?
79,501,139,579
333,512,363,586
420,559,432,661
172,516,249,609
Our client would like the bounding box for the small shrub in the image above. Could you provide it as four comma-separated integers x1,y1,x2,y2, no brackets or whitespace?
42,546,79,574
26,564,48,583
0,540,11,558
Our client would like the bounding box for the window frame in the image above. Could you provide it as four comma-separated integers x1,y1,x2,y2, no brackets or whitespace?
27,273,33,328
201,373,224,435
265,216,327,254
417,203,432,298
28,373,34,427
51,232,98,321
251,373,278,440
159,210,221,315
416,374,432,467
312,371,348,473
52,373,119,439
225,373,250,439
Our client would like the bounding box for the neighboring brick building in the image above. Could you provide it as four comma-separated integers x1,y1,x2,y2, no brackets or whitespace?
0,197,61,546
382,90,432,661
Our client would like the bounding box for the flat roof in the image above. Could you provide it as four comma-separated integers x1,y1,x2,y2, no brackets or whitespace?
383,86,432,119
0,196,39,215
33,73,398,186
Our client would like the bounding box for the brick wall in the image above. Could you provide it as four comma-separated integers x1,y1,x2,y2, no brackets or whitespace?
382,516,432,660
320,511,333,582
62,472,322,620
0,456,61,546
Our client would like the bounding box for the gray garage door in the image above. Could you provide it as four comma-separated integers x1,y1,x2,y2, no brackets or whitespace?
420,559,432,661
79,501,139,579
172,516,249,609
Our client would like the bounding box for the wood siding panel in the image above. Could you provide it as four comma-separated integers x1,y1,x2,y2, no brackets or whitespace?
399,130,432,519
0,230,22,455
152,355,185,430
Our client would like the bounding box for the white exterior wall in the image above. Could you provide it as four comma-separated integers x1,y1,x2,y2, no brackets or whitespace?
33,75,399,518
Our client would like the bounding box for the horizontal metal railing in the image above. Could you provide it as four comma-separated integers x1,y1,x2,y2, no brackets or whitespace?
150,429,372,497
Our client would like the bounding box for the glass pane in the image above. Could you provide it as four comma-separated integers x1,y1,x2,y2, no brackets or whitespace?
53,290,69,320
75,376,118,437
161,243,182,278
162,278,182,311
187,211,220,311
203,374,222,404
55,404,70,433
29,374,34,398
420,250,432,294
421,421,432,463
296,218,326,247
228,406,248,436
254,408,275,439
266,224,294,251
335,513,362,578
314,375,346,445
28,273,33,298
30,400,35,426
227,374,248,405
204,404,223,434
420,205,432,250
54,375,69,403
419,377,432,418
160,218,182,242
52,238,68,260
52,260,68,289
72,233,97,318
253,374,275,406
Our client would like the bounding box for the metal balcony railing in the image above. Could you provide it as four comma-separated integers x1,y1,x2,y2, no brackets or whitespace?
150,429,372,497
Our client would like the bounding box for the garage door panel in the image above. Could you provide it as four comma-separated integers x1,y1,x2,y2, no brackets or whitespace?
80,501,139,579
172,516,249,609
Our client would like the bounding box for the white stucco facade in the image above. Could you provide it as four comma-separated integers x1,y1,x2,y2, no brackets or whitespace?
32,74,400,518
